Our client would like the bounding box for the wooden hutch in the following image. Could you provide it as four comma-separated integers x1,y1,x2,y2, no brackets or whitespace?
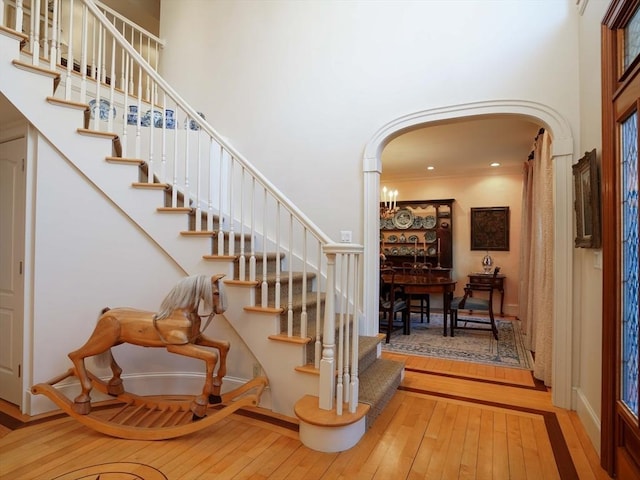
380,199,454,278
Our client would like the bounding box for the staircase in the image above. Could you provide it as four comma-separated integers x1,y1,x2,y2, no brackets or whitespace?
0,1,404,453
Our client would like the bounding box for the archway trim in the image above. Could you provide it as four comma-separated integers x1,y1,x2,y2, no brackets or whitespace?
362,99,575,409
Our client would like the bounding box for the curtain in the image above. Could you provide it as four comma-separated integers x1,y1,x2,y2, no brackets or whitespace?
519,130,554,386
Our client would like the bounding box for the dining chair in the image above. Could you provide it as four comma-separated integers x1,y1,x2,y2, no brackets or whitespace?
402,262,431,323
449,267,501,340
379,267,410,343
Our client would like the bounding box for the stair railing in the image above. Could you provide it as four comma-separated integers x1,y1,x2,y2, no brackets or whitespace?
0,0,364,414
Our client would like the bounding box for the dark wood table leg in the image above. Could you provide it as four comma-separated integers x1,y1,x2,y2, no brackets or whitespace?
442,291,448,336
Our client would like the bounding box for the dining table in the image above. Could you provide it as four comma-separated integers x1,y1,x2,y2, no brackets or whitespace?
381,271,457,336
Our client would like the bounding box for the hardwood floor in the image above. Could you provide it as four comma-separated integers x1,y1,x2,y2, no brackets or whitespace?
0,354,611,479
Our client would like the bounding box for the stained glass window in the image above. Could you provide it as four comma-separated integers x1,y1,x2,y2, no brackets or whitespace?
621,113,639,418
625,7,640,69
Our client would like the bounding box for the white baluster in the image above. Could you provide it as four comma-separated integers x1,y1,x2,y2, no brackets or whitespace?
274,202,281,311
31,0,40,65
217,145,225,254
49,0,59,70
64,0,73,100
79,4,88,102
228,158,235,253
315,246,322,369
261,189,268,308
300,230,308,339
349,254,360,413
206,139,215,232
287,214,293,337
107,36,115,133
238,166,246,280
319,250,337,410
194,128,202,231
250,178,256,282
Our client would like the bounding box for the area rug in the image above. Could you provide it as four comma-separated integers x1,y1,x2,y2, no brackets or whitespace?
382,313,534,370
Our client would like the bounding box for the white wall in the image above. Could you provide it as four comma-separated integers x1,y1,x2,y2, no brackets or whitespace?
574,0,608,453
25,130,256,415
159,0,580,242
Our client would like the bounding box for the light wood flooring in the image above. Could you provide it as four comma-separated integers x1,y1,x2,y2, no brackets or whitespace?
0,354,611,479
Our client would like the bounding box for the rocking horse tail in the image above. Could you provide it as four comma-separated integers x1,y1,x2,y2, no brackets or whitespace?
93,308,112,369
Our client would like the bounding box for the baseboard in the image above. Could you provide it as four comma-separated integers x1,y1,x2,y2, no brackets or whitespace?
574,386,601,453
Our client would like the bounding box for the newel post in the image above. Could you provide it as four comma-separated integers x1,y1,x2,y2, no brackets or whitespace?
319,248,336,410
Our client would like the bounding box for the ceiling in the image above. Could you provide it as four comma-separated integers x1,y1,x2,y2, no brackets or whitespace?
381,116,543,181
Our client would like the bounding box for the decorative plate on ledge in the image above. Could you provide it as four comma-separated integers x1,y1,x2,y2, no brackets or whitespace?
392,208,414,229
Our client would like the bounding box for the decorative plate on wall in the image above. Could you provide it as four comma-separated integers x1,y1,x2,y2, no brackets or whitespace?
392,208,414,229
423,215,437,229
424,231,437,243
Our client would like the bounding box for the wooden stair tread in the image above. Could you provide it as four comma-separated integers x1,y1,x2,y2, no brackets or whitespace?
132,182,169,189
268,334,312,345
294,394,369,428
77,127,119,140
0,25,27,48
180,230,215,236
12,59,60,83
46,96,87,110
107,156,145,165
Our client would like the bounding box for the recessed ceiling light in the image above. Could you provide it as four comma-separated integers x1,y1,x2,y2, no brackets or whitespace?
427,166,435,170
490,162,501,167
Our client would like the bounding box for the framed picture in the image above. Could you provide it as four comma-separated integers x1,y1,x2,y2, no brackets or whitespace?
572,149,601,248
470,207,510,251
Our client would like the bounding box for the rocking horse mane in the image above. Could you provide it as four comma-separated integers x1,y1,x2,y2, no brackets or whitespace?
153,275,218,321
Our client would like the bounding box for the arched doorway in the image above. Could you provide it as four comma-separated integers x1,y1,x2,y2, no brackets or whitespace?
362,99,574,408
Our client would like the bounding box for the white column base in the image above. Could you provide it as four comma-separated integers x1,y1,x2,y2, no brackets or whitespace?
298,416,366,452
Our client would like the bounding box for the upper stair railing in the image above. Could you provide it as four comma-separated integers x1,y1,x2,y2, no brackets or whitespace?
0,0,364,414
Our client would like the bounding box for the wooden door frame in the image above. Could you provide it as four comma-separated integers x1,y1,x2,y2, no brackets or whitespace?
601,0,640,476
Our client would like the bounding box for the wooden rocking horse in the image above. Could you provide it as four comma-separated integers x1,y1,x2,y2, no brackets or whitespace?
31,274,268,440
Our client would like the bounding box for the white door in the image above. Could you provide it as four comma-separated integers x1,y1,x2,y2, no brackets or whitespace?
0,137,25,406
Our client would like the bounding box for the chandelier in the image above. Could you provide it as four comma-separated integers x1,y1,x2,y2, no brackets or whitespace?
380,186,399,219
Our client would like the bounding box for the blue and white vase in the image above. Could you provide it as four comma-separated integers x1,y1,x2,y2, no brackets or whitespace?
165,109,176,129
127,105,138,125
141,109,163,127
185,111,205,131
89,98,116,121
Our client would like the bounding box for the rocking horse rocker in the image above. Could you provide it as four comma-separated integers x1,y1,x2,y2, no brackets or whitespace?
31,274,268,440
